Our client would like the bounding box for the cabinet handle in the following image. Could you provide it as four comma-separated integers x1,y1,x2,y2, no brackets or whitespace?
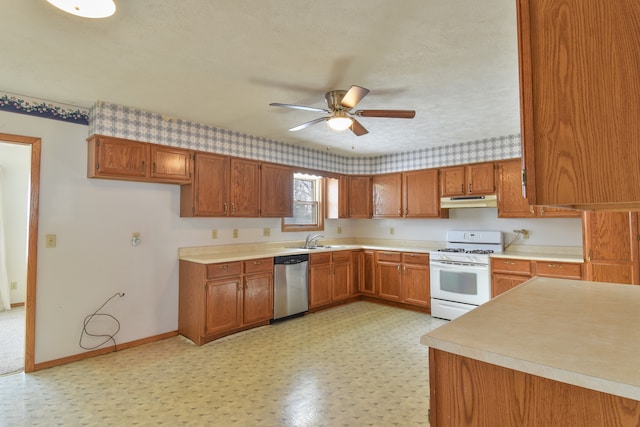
547,264,563,268
503,261,516,265
153,162,157,174
141,160,145,172
398,208,401,215
224,202,228,214
530,206,535,215
404,208,408,216
232,203,236,214
253,261,262,265
468,183,472,193
587,250,591,262
540,207,545,215
461,184,464,193
219,265,229,269
397,265,401,271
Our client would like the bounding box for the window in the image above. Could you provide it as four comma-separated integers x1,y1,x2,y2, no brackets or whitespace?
282,174,324,232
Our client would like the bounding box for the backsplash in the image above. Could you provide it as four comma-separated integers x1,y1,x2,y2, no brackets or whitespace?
86,100,521,174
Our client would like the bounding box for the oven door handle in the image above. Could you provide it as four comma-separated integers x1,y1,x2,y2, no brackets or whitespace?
430,261,488,271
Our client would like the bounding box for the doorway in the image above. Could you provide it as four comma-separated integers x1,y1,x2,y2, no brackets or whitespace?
0,133,40,373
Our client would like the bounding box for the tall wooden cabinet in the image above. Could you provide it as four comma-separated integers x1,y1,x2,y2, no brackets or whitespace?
583,211,640,284
517,0,640,208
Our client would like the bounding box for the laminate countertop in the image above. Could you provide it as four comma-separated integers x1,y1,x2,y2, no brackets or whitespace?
421,277,640,401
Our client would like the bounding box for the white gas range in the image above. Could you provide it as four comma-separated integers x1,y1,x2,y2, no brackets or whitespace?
430,230,503,320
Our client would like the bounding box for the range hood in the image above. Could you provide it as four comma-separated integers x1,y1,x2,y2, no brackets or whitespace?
440,194,498,208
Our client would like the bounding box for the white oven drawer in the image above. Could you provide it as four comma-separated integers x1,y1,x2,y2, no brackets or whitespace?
430,298,478,321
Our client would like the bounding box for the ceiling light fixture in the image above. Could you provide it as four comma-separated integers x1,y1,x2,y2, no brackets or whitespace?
327,112,353,132
46,0,116,18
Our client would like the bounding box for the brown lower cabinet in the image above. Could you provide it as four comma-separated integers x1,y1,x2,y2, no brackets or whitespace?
309,251,352,309
179,257,273,345
491,257,583,297
429,349,640,426
375,251,430,308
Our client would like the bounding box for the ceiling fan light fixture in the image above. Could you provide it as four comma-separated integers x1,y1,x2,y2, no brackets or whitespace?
46,0,116,18
327,115,353,132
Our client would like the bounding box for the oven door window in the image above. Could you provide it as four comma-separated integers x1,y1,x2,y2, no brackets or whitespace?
440,270,478,295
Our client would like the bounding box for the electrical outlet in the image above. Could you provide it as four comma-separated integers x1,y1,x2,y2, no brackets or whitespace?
211,229,218,239
263,228,270,237
337,226,342,234
45,234,56,248
10,281,17,290
131,232,141,246
233,229,238,238
390,227,395,235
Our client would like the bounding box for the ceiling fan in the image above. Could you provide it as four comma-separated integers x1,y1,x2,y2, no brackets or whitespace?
269,85,416,136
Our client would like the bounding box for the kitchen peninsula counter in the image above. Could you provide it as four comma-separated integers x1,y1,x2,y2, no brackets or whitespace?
422,277,640,425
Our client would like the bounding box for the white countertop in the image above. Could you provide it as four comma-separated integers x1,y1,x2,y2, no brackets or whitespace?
421,277,640,401
178,241,584,265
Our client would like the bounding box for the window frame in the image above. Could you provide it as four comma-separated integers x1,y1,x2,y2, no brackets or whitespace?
281,174,325,232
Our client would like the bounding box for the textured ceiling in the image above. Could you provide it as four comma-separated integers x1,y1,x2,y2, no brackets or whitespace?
1,0,521,156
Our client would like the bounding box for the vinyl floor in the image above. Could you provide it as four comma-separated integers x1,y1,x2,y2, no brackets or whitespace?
0,301,446,426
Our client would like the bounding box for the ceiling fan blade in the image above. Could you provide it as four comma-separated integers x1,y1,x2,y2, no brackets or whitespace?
350,118,369,136
289,117,329,132
340,85,370,109
270,103,328,113
355,109,416,119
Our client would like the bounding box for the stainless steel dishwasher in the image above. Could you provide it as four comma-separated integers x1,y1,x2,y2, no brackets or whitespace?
273,254,309,321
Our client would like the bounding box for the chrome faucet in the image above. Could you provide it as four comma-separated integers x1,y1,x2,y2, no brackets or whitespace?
305,233,324,248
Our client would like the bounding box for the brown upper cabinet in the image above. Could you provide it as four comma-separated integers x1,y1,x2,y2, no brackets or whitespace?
517,0,640,209
87,134,192,184
372,169,447,218
497,159,580,218
181,152,292,218
440,162,495,197
259,163,293,218
326,175,372,219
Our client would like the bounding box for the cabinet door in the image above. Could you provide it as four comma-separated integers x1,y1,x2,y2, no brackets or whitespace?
332,259,351,301
230,158,261,217
349,176,372,218
89,135,149,180
497,159,537,218
403,169,443,218
309,264,332,308
440,166,466,197
491,273,530,298
150,145,192,183
205,278,242,336
467,163,495,195
260,163,293,217
377,262,402,301
243,272,273,325
351,251,363,296
583,211,639,284
362,250,376,295
403,263,429,307
373,173,402,218
517,0,640,207
180,153,229,217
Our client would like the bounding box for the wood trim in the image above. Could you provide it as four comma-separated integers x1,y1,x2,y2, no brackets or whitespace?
0,132,41,373
10,302,25,308
33,331,178,372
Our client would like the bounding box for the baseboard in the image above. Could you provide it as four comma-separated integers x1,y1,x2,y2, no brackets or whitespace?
32,330,178,372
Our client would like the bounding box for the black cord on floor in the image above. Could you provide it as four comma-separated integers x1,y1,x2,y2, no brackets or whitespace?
79,292,124,352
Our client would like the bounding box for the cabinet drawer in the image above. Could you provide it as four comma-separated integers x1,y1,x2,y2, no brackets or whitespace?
376,251,402,263
244,257,274,274
402,252,429,265
331,250,351,263
206,261,242,279
491,258,532,275
310,252,331,265
535,261,582,279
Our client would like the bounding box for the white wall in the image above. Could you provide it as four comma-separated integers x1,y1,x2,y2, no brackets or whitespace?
0,142,31,304
0,110,583,364
352,207,584,248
